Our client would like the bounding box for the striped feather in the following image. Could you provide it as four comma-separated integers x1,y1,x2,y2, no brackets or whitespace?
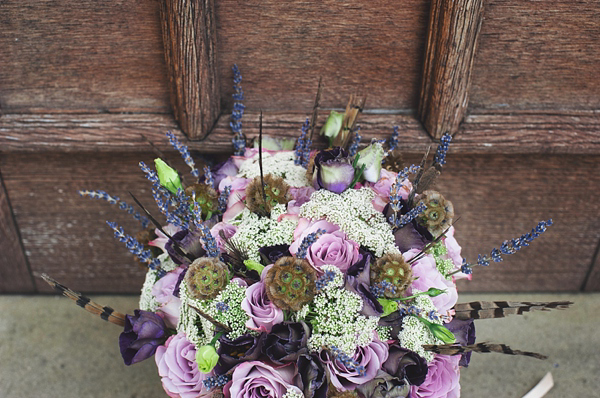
40,274,126,327
423,343,547,360
453,301,573,320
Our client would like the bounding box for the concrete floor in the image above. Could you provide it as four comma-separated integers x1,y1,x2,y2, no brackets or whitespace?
0,293,598,398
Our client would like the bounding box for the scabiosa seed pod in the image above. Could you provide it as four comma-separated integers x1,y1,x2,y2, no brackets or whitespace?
245,174,290,216
327,383,359,398
185,183,219,219
185,257,229,300
370,253,413,298
417,190,454,237
265,256,317,311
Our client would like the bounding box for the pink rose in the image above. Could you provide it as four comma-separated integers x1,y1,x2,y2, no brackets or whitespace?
320,338,389,391
287,186,316,215
155,333,208,398
443,227,471,281
410,354,460,398
241,279,284,333
152,267,184,329
225,361,302,398
406,250,458,315
367,169,412,212
289,220,360,273
210,222,238,251
219,176,250,222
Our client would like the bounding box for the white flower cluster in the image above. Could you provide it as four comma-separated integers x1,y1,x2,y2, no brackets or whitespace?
230,204,298,262
397,292,444,362
139,270,159,312
300,187,399,257
237,151,310,187
305,267,379,355
282,387,305,398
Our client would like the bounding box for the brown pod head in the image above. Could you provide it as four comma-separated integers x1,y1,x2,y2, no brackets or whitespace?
370,253,413,298
185,183,219,219
382,147,404,173
185,257,229,300
327,383,358,398
265,257,317,311
417,190,454,237
245,174,290,216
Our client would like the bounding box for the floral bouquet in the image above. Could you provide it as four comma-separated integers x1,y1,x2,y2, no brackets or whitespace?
42,66,571,398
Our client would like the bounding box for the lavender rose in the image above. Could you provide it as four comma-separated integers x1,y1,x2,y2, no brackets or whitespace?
210,222,237,251
407,250,458,315
119,310,168,365
151,267,184,329
410,354,461,398
155,333,207,398
242,280,284,333
218,176,250,222
320,338,389,391
367,169,411,212
225,361,302,398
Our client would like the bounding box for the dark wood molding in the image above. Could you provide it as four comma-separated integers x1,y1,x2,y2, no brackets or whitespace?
419,0,485,139
0,168,35,293
582,237,600,291
1,112,599,155
160,0,220,140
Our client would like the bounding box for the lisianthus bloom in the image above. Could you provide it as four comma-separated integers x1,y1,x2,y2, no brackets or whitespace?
382,344,428,386
263,321,310,364
443,226,472,281
290,219,360,273
242,279,284,333
210,222,237,251
356,142,384,183
151,267,184,328
218,176,250,222
195,344,219,373
312,147,355,194
225,361,302,398
356,370,410,398
213,157,239,189
119,310,168,365
214,334,265,375
367,169,411,212
155,333,207,398
297,354,328,398
410,354,461,398
320,338,389,391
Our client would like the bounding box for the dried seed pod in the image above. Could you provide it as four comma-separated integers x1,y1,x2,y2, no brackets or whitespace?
265,256,317,311
417,190,454,237
370,253,413,298
327,383,358,398
185,257,229,300
245,174,290,216
382,147,404,173
185,183,219,219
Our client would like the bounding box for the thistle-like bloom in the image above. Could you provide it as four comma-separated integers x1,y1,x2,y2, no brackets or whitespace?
185,257,229,300
264,256,317,311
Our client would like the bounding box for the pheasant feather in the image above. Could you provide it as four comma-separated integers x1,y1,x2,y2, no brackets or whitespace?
423,343,547,360
40,274,126,327
453,301,573,320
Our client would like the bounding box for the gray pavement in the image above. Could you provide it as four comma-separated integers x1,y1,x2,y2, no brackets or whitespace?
0,293,597,398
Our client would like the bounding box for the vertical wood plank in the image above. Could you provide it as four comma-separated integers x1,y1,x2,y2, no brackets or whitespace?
582,239,600,291
160,0,220,140
0,169,35,293
419,0,485,139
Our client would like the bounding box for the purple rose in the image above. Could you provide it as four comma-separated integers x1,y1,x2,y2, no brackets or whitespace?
290,219,360,273
151,267,184,329
287,186,317,214
242,280,284,333
312,147,355,194
119,310,168,365
214,333,265,375
410,354,461,398
155,333,208,398
382,343,428,386
320,338,389,391
225,361,302,398
407,250,458,315
263,322,310,364
214,158,239,188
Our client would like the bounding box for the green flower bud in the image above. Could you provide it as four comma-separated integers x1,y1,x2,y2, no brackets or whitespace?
356,142,384,183
154,158,182,195
417,316,456,344
425,287,447,297
195,344,219,373
244,259,265,276
378,298,398,317
320,111,344,146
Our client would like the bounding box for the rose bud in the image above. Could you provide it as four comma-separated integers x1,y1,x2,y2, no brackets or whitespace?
154,158,182,195
119,310,168,365
356,142,385,183
320,111,344,147
195,344,219,373
312,148,355,194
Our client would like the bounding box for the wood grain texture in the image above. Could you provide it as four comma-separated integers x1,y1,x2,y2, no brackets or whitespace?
2,151,598,292
215,0,430,112
0,169,35,293
0,152,195,293
160,0,220,139
1,112,599,155
418,0,485,139
582,239,600,291
0,0,170,113
469,0,600,111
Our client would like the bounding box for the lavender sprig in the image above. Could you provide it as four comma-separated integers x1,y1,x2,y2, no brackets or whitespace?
393,203,426,229
78,190,150,228
454,219,554,275
191,203,219,258
204,166,214,188
315,270,336,291
106,221,161,272
166,131,199,179
382,126,399,163
230,64,246,155
203,374,230,390
218,185,231,213
433,133,452,167
296,229,326,259
370,281,397,298
329,346,366,377
294,118,310,166
348,126,362,157
388,164,421,224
